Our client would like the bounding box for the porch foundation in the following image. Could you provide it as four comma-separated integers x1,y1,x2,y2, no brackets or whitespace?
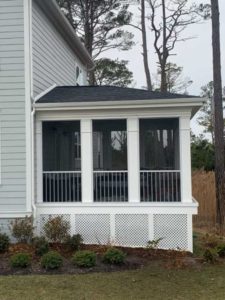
35,203,197,252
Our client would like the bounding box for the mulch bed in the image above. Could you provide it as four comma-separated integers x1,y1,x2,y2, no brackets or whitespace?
0,243,201,276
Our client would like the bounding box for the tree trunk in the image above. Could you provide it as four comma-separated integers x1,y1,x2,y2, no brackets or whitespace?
160,0,168,92
211,0,225,230
160,61,167,92
141,0,152,90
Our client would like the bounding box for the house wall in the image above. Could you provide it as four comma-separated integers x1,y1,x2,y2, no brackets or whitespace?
32,1,87,97
0,0,27,213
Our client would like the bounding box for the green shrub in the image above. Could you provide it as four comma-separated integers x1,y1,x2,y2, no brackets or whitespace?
203,248,217,263
103,248,126,265
0,233,10,253
10,216,34,243
43,216,70,243
72,250,96,268
32,236,49,256
10,253,31,268
217,245,225,258
66,234,83,251
41,251,63,270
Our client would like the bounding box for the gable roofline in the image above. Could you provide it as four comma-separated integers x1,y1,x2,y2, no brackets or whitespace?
34,0,94,69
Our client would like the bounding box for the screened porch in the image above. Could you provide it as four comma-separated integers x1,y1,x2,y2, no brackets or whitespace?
42,118,181,203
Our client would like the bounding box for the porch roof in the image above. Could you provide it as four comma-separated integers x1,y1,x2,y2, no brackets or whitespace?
36,86,200,104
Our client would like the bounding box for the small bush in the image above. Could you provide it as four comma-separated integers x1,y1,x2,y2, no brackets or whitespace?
66,234,83,251
0,233,10,253
43,216,70,243
146,238,163,250
10,216,34,243
32,236,49,256
72,250,96,268
217,245,225,258
202,233,221,249
203,248,217,263
41,251,63,270
103,248,126,265
10,253,31,268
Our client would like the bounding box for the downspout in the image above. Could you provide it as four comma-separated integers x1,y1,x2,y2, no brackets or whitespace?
31,99,36,223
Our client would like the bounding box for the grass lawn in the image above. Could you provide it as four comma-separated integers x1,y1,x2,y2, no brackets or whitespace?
1,263,225,300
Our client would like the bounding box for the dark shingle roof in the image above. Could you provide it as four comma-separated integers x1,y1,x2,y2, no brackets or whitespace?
36,86,199,104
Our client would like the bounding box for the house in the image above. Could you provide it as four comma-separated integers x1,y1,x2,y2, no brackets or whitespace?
0,0,203,251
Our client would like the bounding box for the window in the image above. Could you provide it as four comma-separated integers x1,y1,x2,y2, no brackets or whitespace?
75,66,83,86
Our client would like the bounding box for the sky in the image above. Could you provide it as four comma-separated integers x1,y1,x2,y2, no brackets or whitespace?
112,0,225,95
106,0,225,136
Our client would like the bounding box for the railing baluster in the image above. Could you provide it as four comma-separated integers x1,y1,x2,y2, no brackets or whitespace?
139,171,181,203
176,172,178,202
171,172,174,202
159,172,161,202
108,172,110,202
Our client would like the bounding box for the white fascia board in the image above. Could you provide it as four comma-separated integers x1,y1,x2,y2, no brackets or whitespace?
34,98,204,113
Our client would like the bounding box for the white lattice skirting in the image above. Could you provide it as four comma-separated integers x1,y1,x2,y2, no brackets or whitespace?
36,212,193,251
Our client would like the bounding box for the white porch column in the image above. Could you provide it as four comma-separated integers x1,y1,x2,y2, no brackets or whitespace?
179,115,192,203
127,117,140,203
81,119,93,203
36,120,43,204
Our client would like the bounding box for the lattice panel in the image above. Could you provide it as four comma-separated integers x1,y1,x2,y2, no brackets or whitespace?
75,214,110,244
115,214,149,247
39,214,71,236
153,214,188,250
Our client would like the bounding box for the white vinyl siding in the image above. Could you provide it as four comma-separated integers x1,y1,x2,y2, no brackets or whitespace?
0,0,26,212
32,2,87,97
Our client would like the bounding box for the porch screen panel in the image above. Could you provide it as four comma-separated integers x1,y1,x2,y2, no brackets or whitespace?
93,119,128,202
42,121,81,202
139,118,180,202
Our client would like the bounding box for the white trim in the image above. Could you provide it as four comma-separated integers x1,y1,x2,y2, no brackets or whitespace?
187,214,193,252
93,170,128,173
36,203,198,215
0,212,32,219
110,214,116,243
179,116,192,203
148,214,154,241
127,117,140,203
24,0,33,213
36,107,192,122
0,120,2,185
34,98,203,111
81,119,93,203
34,84,57,102
36,120,43,203
29,0,33,98
36,201,198,208
43,171,82,174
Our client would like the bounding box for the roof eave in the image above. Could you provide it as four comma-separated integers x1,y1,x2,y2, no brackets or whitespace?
34,0,94,69
34,97,204,118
